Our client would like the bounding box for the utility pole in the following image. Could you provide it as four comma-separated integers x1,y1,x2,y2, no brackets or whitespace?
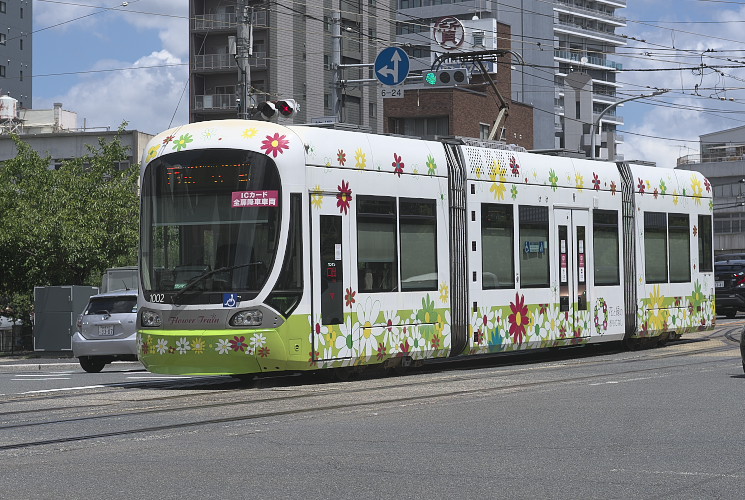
330,6,342,123
235,0,254,119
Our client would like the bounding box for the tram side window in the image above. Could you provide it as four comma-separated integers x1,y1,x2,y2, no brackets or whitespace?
400,199,437,291
481,204,515,289
518,205,549,288
669,213,690,283
698,214,713,272
644,212,668,284
593,210,620,286
357,196,398,293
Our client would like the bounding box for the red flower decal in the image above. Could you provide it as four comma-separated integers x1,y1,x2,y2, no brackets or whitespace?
229,336,247,352
336,179,353,214
431,334,441,350
510,156,520,176
592,173,600,191
162,135,175,145
345,287,356,307
610,181,617,195
399,339,411,355
508,293,529,345
258,346,271,358
704,179,711,192
337,149,346,166
376,342,386,360
392,153,404,177
261,133,290,157
637,178,645,194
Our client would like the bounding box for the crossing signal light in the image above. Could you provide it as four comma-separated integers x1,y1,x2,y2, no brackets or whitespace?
424,68,470,87
257,101,277,119
257,99,299,120
276,99,298,117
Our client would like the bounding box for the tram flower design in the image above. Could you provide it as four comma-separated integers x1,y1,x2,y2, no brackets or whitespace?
172,133,193,152
336,180,353,214
354,148,367,169
261,133,290,157
508,293,530,345
337,149,346,165
146,145,159,162
426,154,437,175
242,128,258,139
392,153,404,177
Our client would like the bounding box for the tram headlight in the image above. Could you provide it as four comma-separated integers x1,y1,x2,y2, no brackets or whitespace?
140,309,162,327
230,309,263,327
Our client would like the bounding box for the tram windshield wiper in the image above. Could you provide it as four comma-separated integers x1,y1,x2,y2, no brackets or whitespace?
172,262,263,305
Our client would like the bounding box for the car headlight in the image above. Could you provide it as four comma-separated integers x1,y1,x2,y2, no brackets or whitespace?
230,309,263,327
141,309,162,327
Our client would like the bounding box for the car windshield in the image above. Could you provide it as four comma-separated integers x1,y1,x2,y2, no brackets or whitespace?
85,297,138,315
140,148,281,299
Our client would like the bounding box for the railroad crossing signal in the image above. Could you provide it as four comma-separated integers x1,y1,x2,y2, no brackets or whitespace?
258,99,299,120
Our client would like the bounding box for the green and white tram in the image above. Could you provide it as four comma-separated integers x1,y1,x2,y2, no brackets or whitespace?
137,119,715,376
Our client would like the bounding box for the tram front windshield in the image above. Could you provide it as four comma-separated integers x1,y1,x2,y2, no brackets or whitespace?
141,149,281,301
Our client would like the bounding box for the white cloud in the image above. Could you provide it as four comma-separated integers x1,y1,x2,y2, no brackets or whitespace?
37,50,188,135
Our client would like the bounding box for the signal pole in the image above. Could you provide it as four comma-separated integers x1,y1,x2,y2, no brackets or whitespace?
236,0,254,119
330,6,342,122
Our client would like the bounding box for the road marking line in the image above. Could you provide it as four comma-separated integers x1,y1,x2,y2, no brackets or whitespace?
611,468,742,479
19,385,106,394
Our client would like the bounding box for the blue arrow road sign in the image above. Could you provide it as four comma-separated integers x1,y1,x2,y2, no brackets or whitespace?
374,47,410,86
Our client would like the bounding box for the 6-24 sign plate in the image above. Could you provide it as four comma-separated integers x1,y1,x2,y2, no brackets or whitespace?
380,86,403,99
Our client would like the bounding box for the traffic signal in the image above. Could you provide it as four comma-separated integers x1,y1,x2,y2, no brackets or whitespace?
257,101,277,119
423,68,470,87
257,99,298,120
276,99,298,117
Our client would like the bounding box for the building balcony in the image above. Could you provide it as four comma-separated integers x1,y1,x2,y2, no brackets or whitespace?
554,49,623,70
554,20,627,45
594,111,623,125
555,0,626,25
193,13,237,31
194,94,237,111
193,52,267,72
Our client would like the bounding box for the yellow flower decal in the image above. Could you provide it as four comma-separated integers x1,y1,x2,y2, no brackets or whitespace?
489,169,506,200
691,176,703,205
311,185,323,209
575,173,585,191
145,145,159,163
354,148,367,169
439,282,449,303
242,128,258,139
673,190,679,205
648,284,669,331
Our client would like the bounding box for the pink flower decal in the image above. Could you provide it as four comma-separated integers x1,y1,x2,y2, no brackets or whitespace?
261,133,290,157
510,156,520,176
336,179,353,214
392,153,404,177
508,293,529,345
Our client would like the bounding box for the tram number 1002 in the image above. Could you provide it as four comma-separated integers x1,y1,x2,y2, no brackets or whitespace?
150,294,165,303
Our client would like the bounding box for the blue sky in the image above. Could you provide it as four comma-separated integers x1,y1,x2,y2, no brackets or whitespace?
31,1,745,168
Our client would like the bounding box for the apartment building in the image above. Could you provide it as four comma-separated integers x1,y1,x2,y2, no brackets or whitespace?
189,0,396,132
0,0,32,108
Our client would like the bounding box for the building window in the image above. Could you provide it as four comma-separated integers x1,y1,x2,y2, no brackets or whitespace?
357,197,397,293
0,34,5,45
324,93,330,110
479,123,490,140
0,65,5,77
369,102,376,118
399,199,437,291
0,2,5,14
519,205,550,288
481,203,514,289
19,70,22,81
20,7,23,18
644,211,668,284
593,209,619,286
699,214,713,272
19,38,22,50
668,214,690,283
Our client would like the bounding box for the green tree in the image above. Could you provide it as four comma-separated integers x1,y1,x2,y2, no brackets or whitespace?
0,128,139,324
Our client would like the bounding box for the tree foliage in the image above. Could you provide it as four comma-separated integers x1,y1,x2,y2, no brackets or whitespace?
0,129,139,322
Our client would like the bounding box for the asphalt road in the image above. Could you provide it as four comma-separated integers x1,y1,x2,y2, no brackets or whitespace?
1,320,744,499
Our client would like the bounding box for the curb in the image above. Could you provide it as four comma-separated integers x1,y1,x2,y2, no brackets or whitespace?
0,361,143,373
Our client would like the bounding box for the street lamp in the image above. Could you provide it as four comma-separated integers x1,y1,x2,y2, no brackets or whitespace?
590,89,668,159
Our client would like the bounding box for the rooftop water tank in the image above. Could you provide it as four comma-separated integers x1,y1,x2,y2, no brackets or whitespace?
0,95,18,121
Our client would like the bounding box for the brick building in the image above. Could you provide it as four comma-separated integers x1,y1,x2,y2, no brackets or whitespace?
383,22,534,149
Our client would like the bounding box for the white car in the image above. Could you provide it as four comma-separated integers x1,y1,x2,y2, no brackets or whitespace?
71,289,138,372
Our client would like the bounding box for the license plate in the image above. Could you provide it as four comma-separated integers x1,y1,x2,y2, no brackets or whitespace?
98,325,115,336
715,281,725,288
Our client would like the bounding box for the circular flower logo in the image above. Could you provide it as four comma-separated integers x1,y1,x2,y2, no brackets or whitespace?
261,133,290,157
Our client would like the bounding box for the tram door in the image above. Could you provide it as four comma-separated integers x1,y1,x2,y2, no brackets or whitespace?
311,195,353,361
555,209,591,337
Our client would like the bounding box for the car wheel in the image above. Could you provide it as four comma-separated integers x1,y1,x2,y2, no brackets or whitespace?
79,357,106,373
